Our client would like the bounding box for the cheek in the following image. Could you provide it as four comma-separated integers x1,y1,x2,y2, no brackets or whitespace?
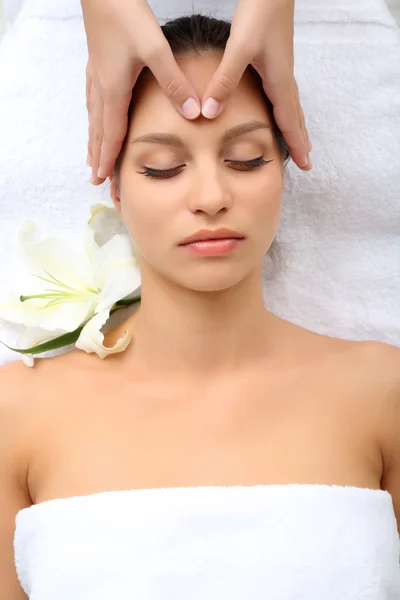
240,165,283,220
119,184,176,255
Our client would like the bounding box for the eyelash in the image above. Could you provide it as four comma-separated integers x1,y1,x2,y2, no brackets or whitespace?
137,156,272,179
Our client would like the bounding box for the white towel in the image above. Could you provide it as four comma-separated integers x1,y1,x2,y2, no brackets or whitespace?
13,484,400,599
0,0,399,366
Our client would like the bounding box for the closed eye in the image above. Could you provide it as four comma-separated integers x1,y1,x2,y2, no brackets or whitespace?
227,156,273,170
137,164,185,179
137,156,273,179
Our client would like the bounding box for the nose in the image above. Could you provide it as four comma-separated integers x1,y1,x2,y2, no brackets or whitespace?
187,166,233,217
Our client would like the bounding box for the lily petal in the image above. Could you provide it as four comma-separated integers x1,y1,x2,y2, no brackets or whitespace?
91,234,141,309
75,308,131,359
18,222,95,290
32,297,97,333
22,355,35,368
0,291,96,333
87,202,127,247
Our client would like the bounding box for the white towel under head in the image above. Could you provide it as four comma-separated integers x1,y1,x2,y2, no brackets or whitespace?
13,484,400,599
3,0,397,25
0,0,399,366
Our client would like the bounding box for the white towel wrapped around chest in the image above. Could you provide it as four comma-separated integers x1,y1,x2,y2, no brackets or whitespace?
13,484,400,599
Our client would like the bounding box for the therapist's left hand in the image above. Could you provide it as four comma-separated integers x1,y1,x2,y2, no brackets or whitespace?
202,0,312,170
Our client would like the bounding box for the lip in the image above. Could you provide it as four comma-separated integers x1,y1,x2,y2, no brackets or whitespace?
180,238,244,256
179,228,245,246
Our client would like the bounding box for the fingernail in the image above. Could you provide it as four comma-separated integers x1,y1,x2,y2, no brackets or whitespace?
97,167,107,179
300,155,309,168
90,173,97,184
202,98,220,119
307,156,313,169
86,153,92,167
181,97,201,119
308,140,313,152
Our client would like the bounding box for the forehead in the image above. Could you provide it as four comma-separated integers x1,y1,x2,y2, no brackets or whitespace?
128,53,271,141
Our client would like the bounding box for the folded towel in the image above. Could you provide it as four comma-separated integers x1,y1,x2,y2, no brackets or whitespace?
2,0,236,22
0,0,399,366
13,484,400,599
264,0,400,347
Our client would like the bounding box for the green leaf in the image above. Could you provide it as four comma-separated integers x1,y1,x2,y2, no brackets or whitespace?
0,325,85,355
114,296,141,307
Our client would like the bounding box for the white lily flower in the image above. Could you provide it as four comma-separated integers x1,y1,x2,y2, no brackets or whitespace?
0,202,141,364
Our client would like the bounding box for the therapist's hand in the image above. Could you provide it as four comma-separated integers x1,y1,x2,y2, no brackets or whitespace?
202,0,312,170
83,0,311,186
81,0,202,184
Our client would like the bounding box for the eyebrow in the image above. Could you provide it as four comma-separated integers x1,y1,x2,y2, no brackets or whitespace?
130,120,272,147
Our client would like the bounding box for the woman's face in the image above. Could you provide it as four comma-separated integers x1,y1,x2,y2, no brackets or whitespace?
111,52,284,293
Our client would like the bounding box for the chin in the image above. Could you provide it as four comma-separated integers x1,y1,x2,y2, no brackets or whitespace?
175,273,247,293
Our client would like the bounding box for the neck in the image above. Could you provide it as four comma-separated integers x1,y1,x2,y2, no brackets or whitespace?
120,267,279,379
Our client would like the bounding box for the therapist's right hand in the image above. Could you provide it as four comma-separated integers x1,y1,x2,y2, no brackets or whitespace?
81,0,201,185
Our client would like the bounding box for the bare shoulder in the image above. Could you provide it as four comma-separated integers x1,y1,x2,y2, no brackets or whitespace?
0,350,94,454
0,360,37,600
345,339,400,446
357,340,400,451
0,359,42,478
319,336,400,421
339,338,400,385
342,339,400,526
296,330,400,449
0,354,90,599
287,320,400,386
306,335,400,524
0,359,35,433
0,350,97,492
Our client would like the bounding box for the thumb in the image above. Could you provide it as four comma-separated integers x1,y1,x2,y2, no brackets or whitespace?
201,42,249,119
147,42,202,119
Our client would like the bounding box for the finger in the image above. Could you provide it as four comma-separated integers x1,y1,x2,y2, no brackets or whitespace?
98,87,132,179
302,112,313,153
90,80,106,185
276,102,309,169
295,87,308,147
201,41,250,118
145,41,201,119
86,61,93,166
85,60,92,115
299,120,312,170
268,80,310,170
298,103,309,156
300,114,313,156
297,94,313,167
88,112,93,167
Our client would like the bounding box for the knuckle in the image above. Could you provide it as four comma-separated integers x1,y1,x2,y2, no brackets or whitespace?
103,132,126,148
216,73,235,94
165,76,186,99
93,73,115,99
101,85,132,105
99,84,117,102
